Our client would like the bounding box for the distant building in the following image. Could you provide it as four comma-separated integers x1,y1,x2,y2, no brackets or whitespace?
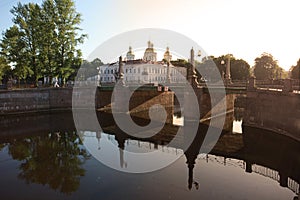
126,46,135,61
98,41,187,84
143,41,157,62
163,47,172,63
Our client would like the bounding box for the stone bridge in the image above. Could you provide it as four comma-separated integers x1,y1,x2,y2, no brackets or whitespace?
243,78,300,141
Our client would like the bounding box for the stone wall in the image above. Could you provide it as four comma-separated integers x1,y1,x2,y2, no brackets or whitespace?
0,87,173,117
1,89,52,114
243,90,300,141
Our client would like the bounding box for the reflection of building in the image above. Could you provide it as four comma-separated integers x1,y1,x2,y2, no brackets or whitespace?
99,41,186,84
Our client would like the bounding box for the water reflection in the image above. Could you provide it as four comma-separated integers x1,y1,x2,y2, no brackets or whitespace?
5,131,90,194
0,111,299,199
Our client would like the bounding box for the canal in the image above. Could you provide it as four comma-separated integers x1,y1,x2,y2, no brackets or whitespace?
0,106,299,200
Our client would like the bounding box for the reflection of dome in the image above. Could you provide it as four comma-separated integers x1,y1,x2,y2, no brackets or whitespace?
126,46,135,61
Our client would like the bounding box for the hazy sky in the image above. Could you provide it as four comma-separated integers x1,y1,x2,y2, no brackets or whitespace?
1,0,300,70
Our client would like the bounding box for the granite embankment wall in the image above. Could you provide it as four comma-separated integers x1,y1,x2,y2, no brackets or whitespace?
0,88,73,114
243,90,300,141
0,88,173,116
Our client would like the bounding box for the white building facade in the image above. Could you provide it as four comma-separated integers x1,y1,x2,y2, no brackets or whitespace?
98,41,187,84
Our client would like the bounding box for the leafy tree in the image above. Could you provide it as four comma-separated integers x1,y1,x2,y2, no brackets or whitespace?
38,0,58,83
197,55,250,82
77,58,104,80
0,56,11,83
0,0,86,86
196,57,221,82
290,59,300,79
50,0,87,84
253,53,282,80
0,25,31,85
171,59,192,68
10,3,43,85
230,59,250,80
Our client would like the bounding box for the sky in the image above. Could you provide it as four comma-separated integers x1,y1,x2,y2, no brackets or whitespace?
1,0,300,70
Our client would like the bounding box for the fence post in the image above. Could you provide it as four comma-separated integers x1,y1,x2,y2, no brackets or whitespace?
247,76,256,91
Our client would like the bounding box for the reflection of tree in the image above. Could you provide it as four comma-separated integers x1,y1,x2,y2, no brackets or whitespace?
8,132,90,194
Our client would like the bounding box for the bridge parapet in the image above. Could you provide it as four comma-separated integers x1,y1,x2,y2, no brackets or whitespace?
243,79,300,141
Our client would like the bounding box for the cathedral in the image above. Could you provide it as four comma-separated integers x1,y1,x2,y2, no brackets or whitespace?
98,41,187,84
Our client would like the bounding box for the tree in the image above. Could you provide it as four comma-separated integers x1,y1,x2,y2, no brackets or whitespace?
290,59,300,79
77,58,104,80
38,0,58,83
10,3,43,85
197,55,250,82
230,59,250,80
196,57,221,82
50,0,87,85
0,25,32,85
0,0,86,86
0,56,11,84
253,53,282,80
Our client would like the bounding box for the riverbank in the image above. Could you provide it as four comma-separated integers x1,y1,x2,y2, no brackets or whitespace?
0,88,73,115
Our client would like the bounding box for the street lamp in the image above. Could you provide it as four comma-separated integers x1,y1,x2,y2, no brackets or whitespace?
221,60,226,81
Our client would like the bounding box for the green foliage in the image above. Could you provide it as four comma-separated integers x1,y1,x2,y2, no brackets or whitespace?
253,53,283,80
77,58,104,80
290,59,300,79
230,59,250,80
171,59,192,68
197,55,250,81
0,56,11,83
0,0,86,86
196,58,221,82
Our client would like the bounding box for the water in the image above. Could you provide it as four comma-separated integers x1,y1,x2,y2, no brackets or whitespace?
0,111,299,200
